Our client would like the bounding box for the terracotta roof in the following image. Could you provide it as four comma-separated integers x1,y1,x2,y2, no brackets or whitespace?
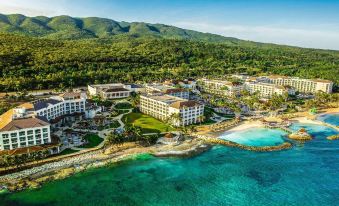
0,117,50,132
0,103,35,130
268,75,287,79
60,92,81,99
170,100,201,109
313,79,332,83
103,88,130,92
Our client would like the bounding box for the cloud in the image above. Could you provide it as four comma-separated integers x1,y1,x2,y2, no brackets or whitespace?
173,22,339,50
0,0,58,16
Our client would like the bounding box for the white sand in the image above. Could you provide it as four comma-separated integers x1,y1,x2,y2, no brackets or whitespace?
220,121,264,135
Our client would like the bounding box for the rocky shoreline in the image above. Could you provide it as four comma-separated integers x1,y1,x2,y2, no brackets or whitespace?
0,138,209,192
198,136,292,152
327,134,339,140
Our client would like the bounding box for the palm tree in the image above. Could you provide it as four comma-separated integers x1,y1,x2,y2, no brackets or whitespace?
104,132,124,148
168,113,182,127
129,92,140,108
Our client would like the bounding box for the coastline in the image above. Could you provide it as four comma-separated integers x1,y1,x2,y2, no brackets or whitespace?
0,138,210,192
1,108,338,193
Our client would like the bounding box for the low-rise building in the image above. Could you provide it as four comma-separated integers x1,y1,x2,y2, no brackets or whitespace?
261,75,333,94
197,78,243,96
0,92,86,151
140,94,204,126
244,82,290,98
145,84,189,99
0,108,51,151
34,92,86,121
88,83,131,99
100,88,131,100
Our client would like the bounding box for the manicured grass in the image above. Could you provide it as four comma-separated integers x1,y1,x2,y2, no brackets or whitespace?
115,102,133,109
78,134,103,148
110,120,121,128
123,112,173,133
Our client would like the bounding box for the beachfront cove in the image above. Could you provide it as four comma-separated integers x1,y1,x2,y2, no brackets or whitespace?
0,119,338,205
218,127,287,147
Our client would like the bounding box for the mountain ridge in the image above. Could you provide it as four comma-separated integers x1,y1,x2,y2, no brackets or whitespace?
0,13,243,43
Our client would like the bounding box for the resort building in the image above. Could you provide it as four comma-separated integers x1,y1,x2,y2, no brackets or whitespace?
261,75,333,94
124,84,146,93
197,78,243,96
244,82,292,98
0,92,86,151
33,92,86,121
88,83,131,99
145,84,189,99
100,88,131,100
178,79,197,90
140,94,204,126
0,108,51,151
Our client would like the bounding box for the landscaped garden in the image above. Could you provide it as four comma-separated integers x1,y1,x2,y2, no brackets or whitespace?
123,112,174,133
109,120,121,128
78,134,103,148
115,102,133,109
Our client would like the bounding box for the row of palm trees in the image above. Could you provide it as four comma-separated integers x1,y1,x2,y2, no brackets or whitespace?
104,124,161,148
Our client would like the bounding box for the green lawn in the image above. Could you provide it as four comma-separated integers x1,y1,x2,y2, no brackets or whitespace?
123,112,173,133
115,102,133,109
78,134,103,148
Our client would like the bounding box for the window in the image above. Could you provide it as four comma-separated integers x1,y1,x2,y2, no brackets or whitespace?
2,134,9,139
4,145,10,150
19,131,25,136
19,137,26,141
43,128,48,133
10,133,17,137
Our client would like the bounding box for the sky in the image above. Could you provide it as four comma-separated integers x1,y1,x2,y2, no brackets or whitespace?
1,0,339,50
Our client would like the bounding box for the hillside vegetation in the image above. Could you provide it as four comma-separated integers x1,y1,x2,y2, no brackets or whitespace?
0,14,338,92
0,14,240,43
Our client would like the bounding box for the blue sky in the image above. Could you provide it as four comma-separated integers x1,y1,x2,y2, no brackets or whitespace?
1,0,339,50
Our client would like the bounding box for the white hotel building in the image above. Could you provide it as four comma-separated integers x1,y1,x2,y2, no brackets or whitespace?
263,75,333,94
244,82,290,98
197,78,243,96
145,84,190,99
0,92,86,151
140,94,204,126
88,83,131,100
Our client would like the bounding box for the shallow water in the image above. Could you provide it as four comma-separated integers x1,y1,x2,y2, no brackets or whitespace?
1,123,338,206
218,127,287,146
317,113,339,126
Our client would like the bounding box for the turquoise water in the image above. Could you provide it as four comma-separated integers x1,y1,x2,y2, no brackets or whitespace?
1,123,339,206
317,113,339,126
219,127,286,146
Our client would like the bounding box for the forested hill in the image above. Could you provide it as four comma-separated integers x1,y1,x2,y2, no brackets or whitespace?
0,13,242,43
1,33,338,92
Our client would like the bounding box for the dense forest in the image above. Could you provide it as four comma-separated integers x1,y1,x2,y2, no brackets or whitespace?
0,14,338,92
